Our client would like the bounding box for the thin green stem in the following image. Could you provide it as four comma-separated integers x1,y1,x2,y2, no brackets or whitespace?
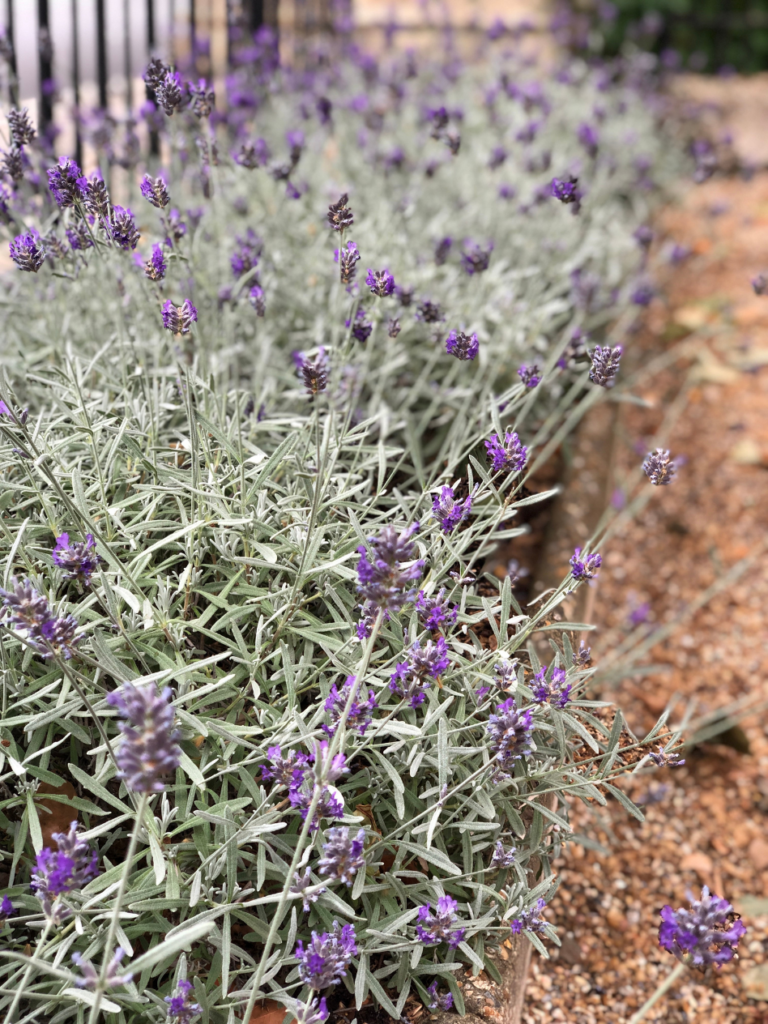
6,921,52,1023
628,960,687,1024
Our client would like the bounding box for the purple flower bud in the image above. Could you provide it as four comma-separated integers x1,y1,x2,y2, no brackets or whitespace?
461,241,493,275
52,533,102,582
484,430,528,474
490,841,517,869
106,682,182,793
318,826,366,885
426,981,453,1011
631,282,655,306
249,285,266,316
299,347,329,397
286,129,304,167
295,922,357,990
1,146,23,182
230,229,262,277
7,107,36,147
162,299,197,334
445,330,479,361
511,897,548,934
589,344,622,387
431,485,472,533
0,577,82,658
416,895,465,948
108,206,140,250
67,223,93,252
156,70,183,116
416,588,457,632
365,267,395,297
31,821,99,921
531,665,571,708
316,95,333,125
390,635,450,707
517,364,541,388
752,274,767,296
235,138,271,169
577,122,599,157
434,236,452,265
551,175,582,213
648,745,685,768
489,146,507,169
290,866,326,912
577,640,592,666
569,547,601,581
498,183,517,200
335,240,360,284
346,306,373,343
634,225,654,250
487,698,534,778
188,78,215,118
47,156,83,208
357,523,423,618
262,745,311,787
388,317,401,338
396,284,414,307
323,676,377,736
165,978,201,1022
72,947,132,990
79,171,110,220
139,174,170,209
415,299,444,323
642,448,677,486
327,193,354,232
494,659,519,690
659,887,746,968
9,230,45,272
144,243,167,281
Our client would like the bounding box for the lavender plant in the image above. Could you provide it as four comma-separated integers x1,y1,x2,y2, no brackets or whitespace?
0,21,685,1024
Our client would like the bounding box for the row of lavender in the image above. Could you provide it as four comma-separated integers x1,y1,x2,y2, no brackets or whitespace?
0,25,744,1024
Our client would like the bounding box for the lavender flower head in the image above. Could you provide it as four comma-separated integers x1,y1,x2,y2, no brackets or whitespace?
289,997,329,1024
52,533,102,583
577,640,592,666
494,659,519,691
108,206,140,250
659,887,746,968
426,981,454,1012
434,236,453,265
366,268,395,297
249,285,266,316
162,299,198,335
230,229,262,277
416,588,457,632
388,317,401,338
416,895,466,948
346,306,373,343
335,240,360,284
643,448,677,486
106,682,182,793
145,243,167,281
7,107,36,147
577,122,599,157
589,345,622,387
317,827,366,885
390,635,450,707
156,70,183,116
490,841,517,869
165,978,201,1022
323,675,377,736
486,698,534,778
517,364,541,388
485,430,528,474
415,299,444,323
0,895,14,923
139,174,170,208
431,485,472,533
299,348,329,397
631,282,655,306
752,274,767,296
262,744,310,787
551,175,582,213
290,867,326,912
511,898,548,934
9,231,45,273
570,547,602,581
356,523,423,618
295,922,358,989
531,665,571,708
327,193,354,232
72,947,132,990
648,745,685,768
0,577,82,659
188,78,215,118
47,157,83,208
446,330,479,361
32,821,99,901
461,241,493,275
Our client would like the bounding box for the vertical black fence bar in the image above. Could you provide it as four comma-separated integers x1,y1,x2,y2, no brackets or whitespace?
147,0,159,155
96,0,107,109
123,0,132,111
38,0,52,128
249,0,264,30
6,0,17,106
190,0,196,69
72,0,82,165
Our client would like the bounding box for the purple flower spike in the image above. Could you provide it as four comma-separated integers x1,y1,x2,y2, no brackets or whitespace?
517,364,541,389
511,898,548,934
106,682,182,793
0,895,15,923
108,206,140,250
490,841,517,869
261,745,311,787
577,122,600,157
486,699,534,778
323,676,377,736
0,577,82,659
659,887,746,968
165,978,202,1023
291,867,326,912
531,665,571,708
389,635,450,707
52,533,102,582
162,299,198,334
415,299,444,323
569,547,601,581
72,947,132,991
47,157,83,208
299,347,329,397
485,431,528,474
632,282,655,306
445,330,479,361
292,998,329,1024
431,485,472,533
188,78,215,119
648,745,685,768
249,285,266,316
643,448,677,486
145,243,167,281
415,895,466,948
426,980,453,1011
551,175,582,213
230,229,262,278
7,107,35,147
327,193,354,232
295,922,358,990
335,240,360,284
416,589,457,632
346,306,373,343
366,268,395,297
156,70,183,116
318,826,366,885
434,237,452,265
461,241,493,275
139,173,170,208
589,345,622,387
388,317,401,338
9,231,45,272
31,821,99,921
357,523,423,618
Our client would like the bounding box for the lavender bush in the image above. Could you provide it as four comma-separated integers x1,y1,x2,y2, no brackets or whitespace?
0,24,685,1024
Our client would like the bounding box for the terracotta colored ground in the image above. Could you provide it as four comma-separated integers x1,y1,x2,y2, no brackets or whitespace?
521,172,768,1021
